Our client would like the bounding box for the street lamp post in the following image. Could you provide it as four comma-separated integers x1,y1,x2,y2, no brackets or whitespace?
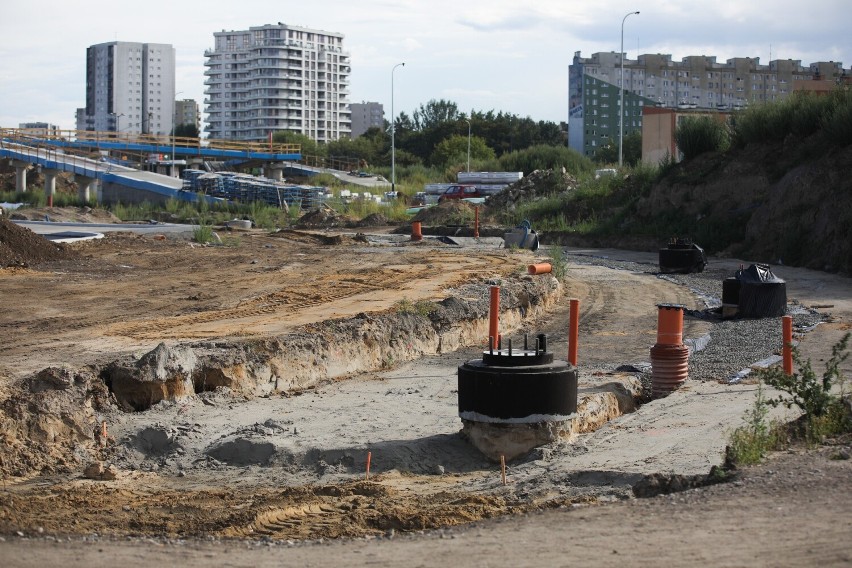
391,62,405,194
171,91,183,177
465,118,471,172
619,10,639,168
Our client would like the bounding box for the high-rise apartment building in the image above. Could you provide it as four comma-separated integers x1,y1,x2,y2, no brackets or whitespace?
75,41,176,135
569,51,849,158
204,23,351,142
174,99,200,130
350,102,384,138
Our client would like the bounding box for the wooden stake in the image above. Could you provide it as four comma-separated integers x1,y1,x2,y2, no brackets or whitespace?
500,455,506,486
101,420,108,447
366,451,372,480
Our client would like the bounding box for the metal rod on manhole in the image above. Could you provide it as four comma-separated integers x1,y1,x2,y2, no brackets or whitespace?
782,315,793,375
489,285,500,346
568,298,579,366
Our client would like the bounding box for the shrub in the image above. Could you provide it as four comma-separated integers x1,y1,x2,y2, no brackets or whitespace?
759,332,851,444
675,116,730,160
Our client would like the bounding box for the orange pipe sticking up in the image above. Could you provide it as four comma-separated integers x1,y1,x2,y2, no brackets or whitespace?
650,304,688,397
656,304,685,346
411,221,423,241
474,206,480,238
527,263,552,275
489,285,500,347
782,315,793,375
568,298,579,366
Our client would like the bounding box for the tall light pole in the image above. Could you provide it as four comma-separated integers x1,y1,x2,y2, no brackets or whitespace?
619,10,639,168
465,118,471,172
391,62,404,194
171,91,183,177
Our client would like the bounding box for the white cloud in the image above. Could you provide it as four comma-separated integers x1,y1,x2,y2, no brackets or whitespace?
0,0,848,129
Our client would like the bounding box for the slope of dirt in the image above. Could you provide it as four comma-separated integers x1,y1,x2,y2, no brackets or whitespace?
0,218,76,267
634,142,852,272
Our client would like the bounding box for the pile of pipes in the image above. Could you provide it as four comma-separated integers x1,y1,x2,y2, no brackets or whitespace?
182,170,328,209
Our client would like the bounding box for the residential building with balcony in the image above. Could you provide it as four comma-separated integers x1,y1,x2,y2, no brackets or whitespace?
569,51,849,159
204,23,351,143
75,41,176,136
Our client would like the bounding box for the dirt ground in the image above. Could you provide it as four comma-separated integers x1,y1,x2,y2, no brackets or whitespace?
1,210,851,566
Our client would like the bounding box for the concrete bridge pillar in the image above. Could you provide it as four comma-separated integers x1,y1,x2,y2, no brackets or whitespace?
264,162,285,182
10,160,30,193
76,175,97,203
44,168,58,206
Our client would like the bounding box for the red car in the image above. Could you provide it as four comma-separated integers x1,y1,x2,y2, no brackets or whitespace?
438,184,483,202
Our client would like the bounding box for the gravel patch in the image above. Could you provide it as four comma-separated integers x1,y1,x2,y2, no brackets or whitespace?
567,252,825,383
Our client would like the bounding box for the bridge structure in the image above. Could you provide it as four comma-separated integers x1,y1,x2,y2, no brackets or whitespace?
1,128,303,205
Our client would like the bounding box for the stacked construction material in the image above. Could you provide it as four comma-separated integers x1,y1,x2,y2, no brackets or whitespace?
181,170,327,209
457,171,523,195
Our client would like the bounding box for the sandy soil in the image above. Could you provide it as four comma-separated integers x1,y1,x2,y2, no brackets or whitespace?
1,219,851,566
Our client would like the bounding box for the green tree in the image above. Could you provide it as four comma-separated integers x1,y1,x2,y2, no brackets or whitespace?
594,130,642,166
272,131,324,158
413,99,460,131
173,123,199,138
430,135,496,167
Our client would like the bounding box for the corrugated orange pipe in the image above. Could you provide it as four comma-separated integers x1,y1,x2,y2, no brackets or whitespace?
527,263,552,275
411,221,423,241
651,304,689,397
568,298,579,366
489,285,500,348
782,315,793,375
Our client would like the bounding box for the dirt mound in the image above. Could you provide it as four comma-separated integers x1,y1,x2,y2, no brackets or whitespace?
412,200,477,226
0,217,76,267
486,169,580,213
7,206,122,223
295,205,355,229
351,212,392,227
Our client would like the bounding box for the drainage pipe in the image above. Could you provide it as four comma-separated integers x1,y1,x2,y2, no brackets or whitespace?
489,285,500,347
411,221,423,241
527,263,552,275
650,303,689,397
656,303,684,345
782,315,793,375
568,298,579,366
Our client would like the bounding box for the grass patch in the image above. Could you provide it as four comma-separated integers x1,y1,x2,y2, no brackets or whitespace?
394,298,435,317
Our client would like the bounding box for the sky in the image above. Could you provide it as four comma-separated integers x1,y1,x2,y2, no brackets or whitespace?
1,0,849,131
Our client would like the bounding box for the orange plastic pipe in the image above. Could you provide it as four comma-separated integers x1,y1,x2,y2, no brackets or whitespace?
656,304,684,346
568,298,579,366
527,263,552,275
411,221,423,241
489,285,500,346
782,315,793,375
474,206,480,238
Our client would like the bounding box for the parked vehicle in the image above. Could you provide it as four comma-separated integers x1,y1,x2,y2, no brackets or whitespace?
438,184,483,202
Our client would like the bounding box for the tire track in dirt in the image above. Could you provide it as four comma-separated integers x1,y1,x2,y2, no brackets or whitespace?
103,252,520,342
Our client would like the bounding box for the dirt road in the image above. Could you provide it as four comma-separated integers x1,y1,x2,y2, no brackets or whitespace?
1,223,851,566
